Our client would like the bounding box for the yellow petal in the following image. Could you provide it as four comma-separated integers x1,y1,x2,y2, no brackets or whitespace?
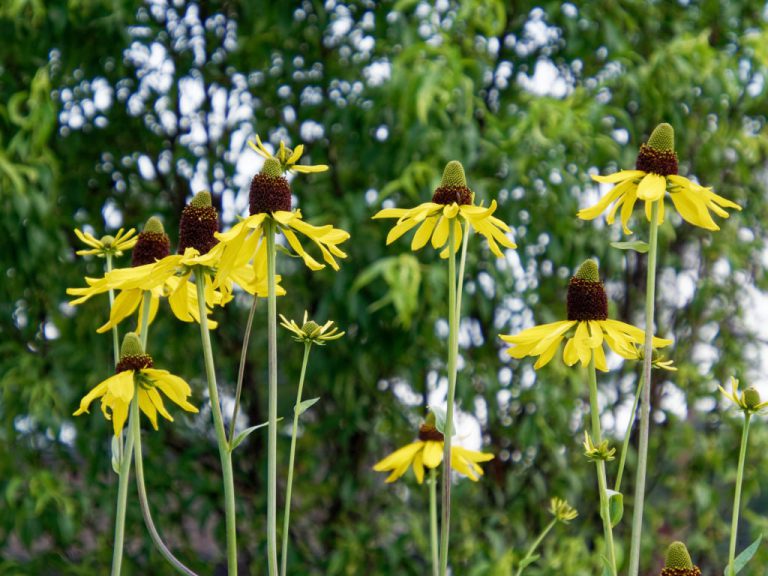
591,170,644,184
422,440,444,468
373,441,424,471
636,173,666,201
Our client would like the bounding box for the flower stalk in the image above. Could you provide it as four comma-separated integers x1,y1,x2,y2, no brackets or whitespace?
110,403,135,576
131,387,199,576
229,296,258,445
728,412,752,576
438,220,470,576
430,467,439,576
280,342,312,576
587,358,617,576
194,270,238,576
628,200,660,576
514,518,556,576
265,219,279,576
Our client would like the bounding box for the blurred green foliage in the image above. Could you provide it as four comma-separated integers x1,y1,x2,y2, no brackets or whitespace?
2,0,768,574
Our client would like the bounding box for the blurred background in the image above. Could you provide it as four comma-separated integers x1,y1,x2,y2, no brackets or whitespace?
2,1,768,574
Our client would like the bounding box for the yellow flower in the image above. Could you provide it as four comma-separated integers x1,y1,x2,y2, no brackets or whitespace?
74,227,137,257
373,160,517,258
68,214,224,332
248,134,328,174
578,123,741,234
500,260,672,372
720,377,768,414
279,311,344,345
549,497,579,524
73,333,198,436
373,420,494,484
215,157,349,284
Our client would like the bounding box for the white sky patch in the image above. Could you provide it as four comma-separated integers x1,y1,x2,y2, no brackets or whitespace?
517,59,570,98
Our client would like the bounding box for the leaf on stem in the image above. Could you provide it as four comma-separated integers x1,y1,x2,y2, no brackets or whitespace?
230,418,283,452
296,397,320,416
607,489,623,527
610,240,649,253
724,534,762,575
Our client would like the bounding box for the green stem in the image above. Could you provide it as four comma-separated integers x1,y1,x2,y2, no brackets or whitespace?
110,398,136,576
265,220,279,576
430,468,439,576
728,413,752,576
194,271,238,576
280,342,312,576
628,200,660,576
587,358,617,576
439,220,469,576
613,377,642,494
105,254,120,368
131,389,199,576
514,519,557,576
229,295,258,445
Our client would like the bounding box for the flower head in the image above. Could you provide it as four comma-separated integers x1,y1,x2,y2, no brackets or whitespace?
373,160,517,258
73,332,198,436
719,377,768,414
372,414,494,484
578,123,741,234
661,541,701,576
583,430,616,462
75,227,137,258
279,311,344,345
214,157,350,281
248,134,328,174
549,497,578,524
500,259,672,371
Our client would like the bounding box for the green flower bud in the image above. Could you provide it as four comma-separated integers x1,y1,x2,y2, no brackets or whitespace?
647,123,675,152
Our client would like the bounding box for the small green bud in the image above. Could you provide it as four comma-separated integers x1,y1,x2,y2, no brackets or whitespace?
424,412,437,427
261,157,283,177
440,161,467,188
190,191,212,207
574,259,600,282
647,123,675,152
120,332,145,359
665,541,693,569
143,216,165,234
301,320,320,335
100,235,115,247
744,387,762,410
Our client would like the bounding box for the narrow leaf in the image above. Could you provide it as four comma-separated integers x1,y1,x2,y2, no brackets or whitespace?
230,419,282,452
724,534,762,575
111,436,121,475
607,489,624,527
296,397,320,416
518,554,540,571
611,240,650,253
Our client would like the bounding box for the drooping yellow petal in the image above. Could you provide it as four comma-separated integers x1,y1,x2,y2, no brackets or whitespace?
636,173,666,201
412,215,440,251
412,450,425,484
591,170,645,184
373,441,424,472
422,440,444,468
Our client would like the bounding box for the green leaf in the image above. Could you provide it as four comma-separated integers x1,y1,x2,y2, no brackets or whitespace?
600,555,612,576
517,553,540,571
607,489,624,527
431,406,447,434
230,419,283,452
610,240,650,253
724,534,762,575
111,436,121,475
296,397,320,416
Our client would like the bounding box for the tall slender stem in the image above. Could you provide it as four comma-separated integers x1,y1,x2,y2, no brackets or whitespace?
514,519,557,576
628,200,660,576
265,220,279,576
229,296,259,445
439,220,465,576
194,271,238,576
430,468,439,576
105,254,120,368
613,378,643,494
139,291,151,350
280,342,312,576
728,413,752,576
132,397,199,576
111,400,136,576
587,358,617,576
